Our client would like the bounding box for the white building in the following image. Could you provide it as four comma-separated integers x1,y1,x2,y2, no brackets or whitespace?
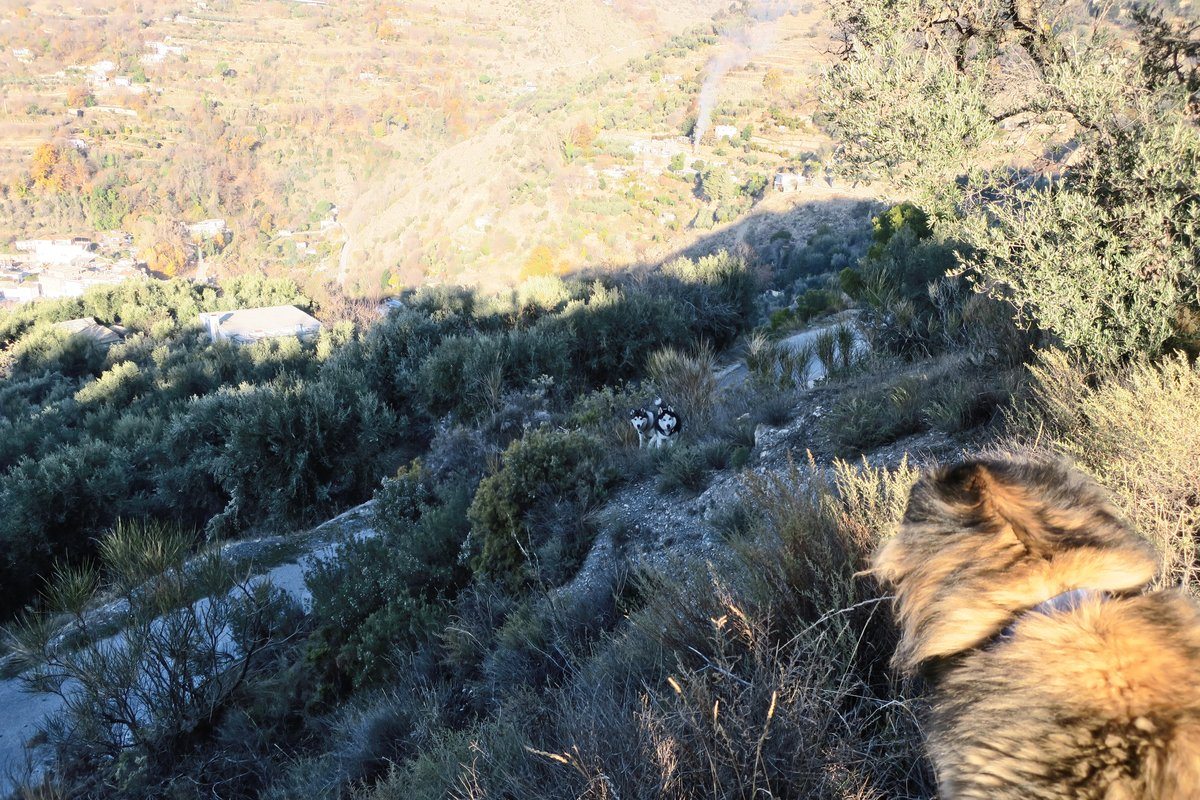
15,239,97,266
38,265,138,299
197,305,323,345
99,230,134,250
713,125,740,141
187,218,227,241
0,282,40,302
141,40,186,65
773,172,806,192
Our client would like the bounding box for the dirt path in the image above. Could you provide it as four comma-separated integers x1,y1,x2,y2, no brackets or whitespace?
0,503,378,795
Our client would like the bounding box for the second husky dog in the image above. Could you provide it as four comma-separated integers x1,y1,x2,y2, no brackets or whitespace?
651,399,680,448
629,407,654,448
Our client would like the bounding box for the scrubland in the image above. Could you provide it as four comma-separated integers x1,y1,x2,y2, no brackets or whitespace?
2,0,1200,798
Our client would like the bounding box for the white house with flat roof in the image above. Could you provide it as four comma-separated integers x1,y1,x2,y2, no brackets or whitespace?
187,218,227,241
55,317,125,347
15,239,96,266
0,282,40,302
197,305,322,345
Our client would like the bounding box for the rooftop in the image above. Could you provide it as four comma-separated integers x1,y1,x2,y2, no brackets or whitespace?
55,317,124,347
197,305,322,344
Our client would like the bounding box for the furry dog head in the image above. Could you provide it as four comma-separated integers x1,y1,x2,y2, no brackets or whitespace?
653,398,680,437
630,407,654,447
875,458,1160,672
873,458,1200,799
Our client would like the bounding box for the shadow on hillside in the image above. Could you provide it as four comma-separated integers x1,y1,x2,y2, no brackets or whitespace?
371,194,884,314
556,194,883,287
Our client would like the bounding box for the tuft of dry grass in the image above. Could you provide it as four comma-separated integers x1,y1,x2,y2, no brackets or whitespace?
1016,350,1200,591
647,344,722,426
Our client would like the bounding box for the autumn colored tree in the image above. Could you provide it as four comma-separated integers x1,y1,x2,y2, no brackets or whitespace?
520,244,561,279
147,240,189,277
66,85,96,108
30,142,89,194
569,121,596,149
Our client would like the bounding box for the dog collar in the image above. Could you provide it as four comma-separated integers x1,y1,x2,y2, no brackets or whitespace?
995,588,1109,643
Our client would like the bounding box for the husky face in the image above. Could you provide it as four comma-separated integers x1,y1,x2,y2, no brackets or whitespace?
630,408,654,447
655,403,680,435
652,401,681,447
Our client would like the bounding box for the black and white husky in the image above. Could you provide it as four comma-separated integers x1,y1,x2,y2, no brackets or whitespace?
652,398,681,448
629,407,655,448
631,400,683,448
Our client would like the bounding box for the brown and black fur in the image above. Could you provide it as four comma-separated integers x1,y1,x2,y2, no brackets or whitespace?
874,457,1200,799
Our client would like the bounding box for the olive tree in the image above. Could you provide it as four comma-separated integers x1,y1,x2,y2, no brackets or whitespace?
821,0,1200,362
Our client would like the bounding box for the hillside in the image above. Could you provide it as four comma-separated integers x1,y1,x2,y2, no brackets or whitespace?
1,0,863,295
2,1,1199,798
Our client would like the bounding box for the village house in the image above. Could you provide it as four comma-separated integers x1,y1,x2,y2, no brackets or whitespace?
0,257,39,302
0,283,40,303
38,260,143,299
197,305,323,345
54,317,125,347
629,138,687,159
141,40,186,65
187,219,227,241
627,137,689,176
99,231,134,251
773,172,806,192
87,60,116,86
15,238,97,266
713,124,740,140
4,239,144,302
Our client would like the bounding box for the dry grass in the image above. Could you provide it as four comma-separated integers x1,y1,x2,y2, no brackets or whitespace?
1017,350,1200,592
647,344,722,427
357,458,932,800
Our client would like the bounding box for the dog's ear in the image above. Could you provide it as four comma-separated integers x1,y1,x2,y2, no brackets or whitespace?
938,460,1048,557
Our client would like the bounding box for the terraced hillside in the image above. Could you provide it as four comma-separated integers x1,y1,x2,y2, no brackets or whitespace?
0,0,864,294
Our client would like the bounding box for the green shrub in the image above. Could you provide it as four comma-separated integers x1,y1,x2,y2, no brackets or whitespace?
657,441,729,494
824,2,1200,363
567,383,643,448
372,462,433,536
468,428,614,588
838,266,865,298
203,377,398,536
10,326,106,379
309,475,471,687
74,360,148,407
867,201,930,258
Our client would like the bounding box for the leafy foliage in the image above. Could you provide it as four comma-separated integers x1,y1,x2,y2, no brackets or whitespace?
0,253,756,620
468,428,613,588
822,0,1200,362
